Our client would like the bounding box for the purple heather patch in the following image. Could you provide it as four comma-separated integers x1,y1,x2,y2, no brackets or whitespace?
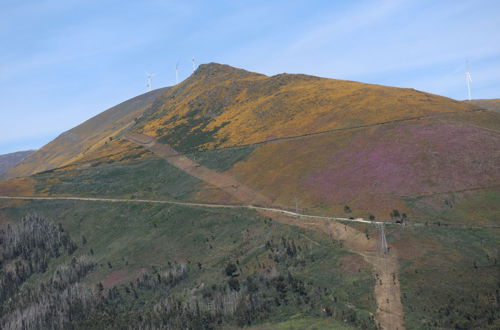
303,120,500,202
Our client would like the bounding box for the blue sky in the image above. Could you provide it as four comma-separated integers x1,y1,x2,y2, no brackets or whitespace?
0,0,499,154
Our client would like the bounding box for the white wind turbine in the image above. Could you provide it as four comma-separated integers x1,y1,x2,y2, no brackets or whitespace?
175,62,179,84
465,61,472,101
192,57,196,72
146,72,156,91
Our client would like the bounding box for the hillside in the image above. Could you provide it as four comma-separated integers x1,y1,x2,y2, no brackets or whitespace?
0,150,34,176
7,63,497,221
124,63,498,223
468,98,500,112
0,63,499,329
133,63,478,152
3,87,168,179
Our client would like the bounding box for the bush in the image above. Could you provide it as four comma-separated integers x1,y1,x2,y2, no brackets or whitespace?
225,263,238,277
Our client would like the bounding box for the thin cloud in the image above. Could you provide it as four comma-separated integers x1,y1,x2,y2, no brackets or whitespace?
288,0,409,53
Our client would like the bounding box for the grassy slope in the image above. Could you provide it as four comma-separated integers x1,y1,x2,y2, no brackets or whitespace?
388,225,499,329
468,98,500,112
123,63,498,224
0,199,376,328
5,88,168,179
200,115,498,224
32,154,203,200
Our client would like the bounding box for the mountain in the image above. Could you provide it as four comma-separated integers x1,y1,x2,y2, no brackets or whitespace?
0,63,498,329
3,87,168,179
0,150,34,176
123,63,498,222
7,63,497,221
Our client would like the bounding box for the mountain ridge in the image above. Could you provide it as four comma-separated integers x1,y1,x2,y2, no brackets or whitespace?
4,87,169,179
0,150,35,177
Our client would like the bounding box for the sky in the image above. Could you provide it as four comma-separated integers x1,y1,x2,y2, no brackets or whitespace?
0,0,499,154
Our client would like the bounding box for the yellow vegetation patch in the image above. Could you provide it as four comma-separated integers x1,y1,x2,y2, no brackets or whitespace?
0,177,36,196
139,64,477,150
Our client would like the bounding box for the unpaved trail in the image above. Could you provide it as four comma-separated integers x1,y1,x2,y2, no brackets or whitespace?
124,133,271,206
123,132,405,330
0,196,382,225
261,210,404,330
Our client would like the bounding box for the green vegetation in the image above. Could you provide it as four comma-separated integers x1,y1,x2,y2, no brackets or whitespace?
388,226,499,329
0,200,376,329
157,110,230,152
33,155,203,200
188,145,256,171
404,188,500,225
246,316,355,329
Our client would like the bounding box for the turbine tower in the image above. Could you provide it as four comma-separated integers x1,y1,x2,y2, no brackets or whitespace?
192,57,196,72
465,61,472,101
175,62,179,84
146,72,156,92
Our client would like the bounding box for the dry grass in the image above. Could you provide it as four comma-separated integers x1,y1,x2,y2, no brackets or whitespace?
138,63,477,150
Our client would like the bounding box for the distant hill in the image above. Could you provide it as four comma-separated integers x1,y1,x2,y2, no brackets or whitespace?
4,87,169,179
0,150,34,176
467,98,500,112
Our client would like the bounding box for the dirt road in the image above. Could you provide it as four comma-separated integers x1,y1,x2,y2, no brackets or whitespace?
0,195,380,225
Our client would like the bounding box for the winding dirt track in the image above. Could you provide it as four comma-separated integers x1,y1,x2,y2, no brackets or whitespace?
0,195,380,225
123,132,405,330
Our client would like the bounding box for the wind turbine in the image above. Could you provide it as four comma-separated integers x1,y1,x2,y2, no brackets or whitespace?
192,57,196,72
146,72,156,92
465,61,472,101
175,62,179,84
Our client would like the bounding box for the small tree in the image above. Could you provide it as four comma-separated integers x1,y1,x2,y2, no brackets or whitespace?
344,205,352,213
225,263,238,277
369,214,376,221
